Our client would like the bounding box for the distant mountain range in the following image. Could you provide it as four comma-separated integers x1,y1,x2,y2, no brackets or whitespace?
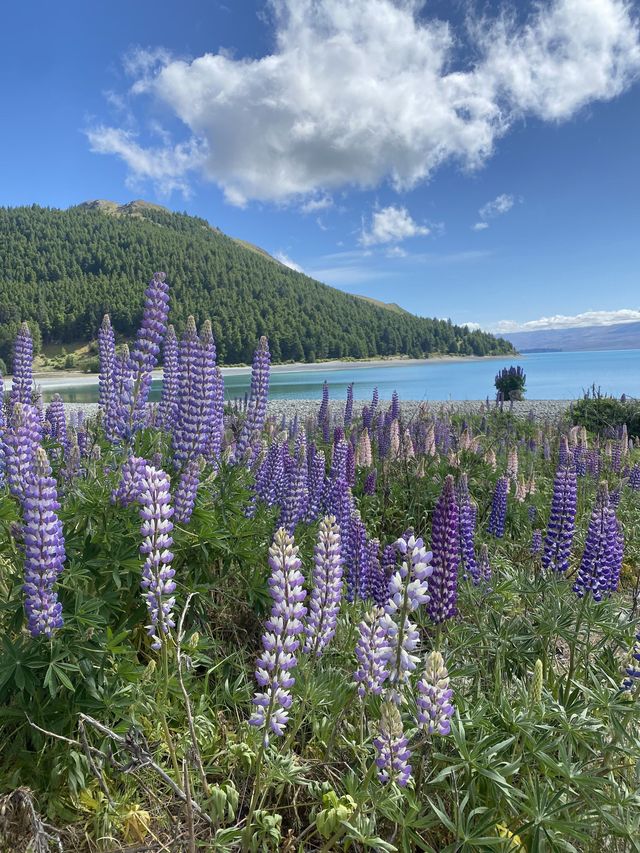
502,322,640,353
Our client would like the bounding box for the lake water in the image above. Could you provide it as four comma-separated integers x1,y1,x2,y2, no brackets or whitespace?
30,348,640,404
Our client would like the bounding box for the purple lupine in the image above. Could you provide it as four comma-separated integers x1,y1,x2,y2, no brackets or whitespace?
236,336,270,462
416,651,454,736
345,441,356,487
173,457,202,525
381,535,433,697
9,322,34,410
306,446,326,521
250,528,307,745
371,387,379,418
478,543,492,588
3,402,42,501
111,455,147,506
344,383,354,428
629,464,640,491
363,467,377,495
542,464,577,574
362,404,372,430
608,518,624,594
428,476,459,624
573,483,620,601
128,272,170,434
63,440,82,482
304,516,343,657
531,529,543,554
173,318,217,468
345,512,368,602
98,314,116,423
354,608,389,698
109,345,135,442
457,474,478,584
280,448,308,532
44,395,67,451
137,464,176,650
488,476,508,538
390,391,399,422
528,505,537,523
373,702,411,787
207,366,225,461
317,381,329,426
158,324,179,432
22,446,66,637
368,539,389,607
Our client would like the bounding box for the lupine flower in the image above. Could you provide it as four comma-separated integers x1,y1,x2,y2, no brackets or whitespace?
9,322,33,410
363,468,377,495
128,273,170,434
112,455,148,506
356,430,372,467
506,447,519,480
138,464,176,650
318,380,330,427
22,446,66,637
250,528,307,745
484,449,497,470
206,366,225,461
354,608,389,697
373,702,411,787
109,345,134,442
390,391,399,421
478,543,492,588
304,516,343,657
3,402,42,501
622,630,640,691
158,324,179,431
629,464,640,491
531,529,542,554
457,474,478,584
367,538,389,606
63,440,82,482
344,383,354,428
280,448,308,532
44,395,67,451
236,337,270,462
573,483,619,601
98,314,116,421
542,464,577,573
488,476,508,538
173,457,202,525
381,535,433,696
428,476,459,623
306,446,326,521
345,512,368,601
416,651,454,735
402,429,415,460
528,505,537,523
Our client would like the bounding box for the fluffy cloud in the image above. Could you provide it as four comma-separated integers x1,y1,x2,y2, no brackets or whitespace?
89,0,640,204
274,251,304,272
494,308,640,333
361,205,429,246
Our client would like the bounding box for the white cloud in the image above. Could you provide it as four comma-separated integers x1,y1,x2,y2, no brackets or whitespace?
88,0,640,203
473,193,516,229
300,194,333,213
494,308,640,333
462,321,482,330
274,251,304,272
472,221,490,231
361,205,429,246
386,246,408,258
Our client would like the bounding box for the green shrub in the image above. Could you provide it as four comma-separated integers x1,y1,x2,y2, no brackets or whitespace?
572,385,640,438
495,365,526,401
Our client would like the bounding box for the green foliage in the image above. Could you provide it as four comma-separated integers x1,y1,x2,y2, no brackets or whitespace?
0,204,515,364
572,386,640,438
494,366,526,401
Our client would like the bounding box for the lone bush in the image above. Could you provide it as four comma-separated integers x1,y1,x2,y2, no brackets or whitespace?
495,365,526,401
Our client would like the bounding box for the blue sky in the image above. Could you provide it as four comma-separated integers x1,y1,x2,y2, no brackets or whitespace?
1,0,640,333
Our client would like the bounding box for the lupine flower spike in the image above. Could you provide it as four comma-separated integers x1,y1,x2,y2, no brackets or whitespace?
416,650,454,735
373,702,412,787
304,516,344,657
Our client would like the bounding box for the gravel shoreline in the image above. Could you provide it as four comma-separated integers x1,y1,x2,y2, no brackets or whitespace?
63,399,574,423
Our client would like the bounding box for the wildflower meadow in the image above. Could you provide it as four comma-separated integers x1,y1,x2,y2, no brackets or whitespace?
1,273,640,851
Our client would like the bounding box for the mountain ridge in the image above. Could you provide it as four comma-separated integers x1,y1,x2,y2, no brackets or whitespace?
502,322,640,352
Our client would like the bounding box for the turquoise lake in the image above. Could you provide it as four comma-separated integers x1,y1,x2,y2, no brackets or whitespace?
34,348,640,403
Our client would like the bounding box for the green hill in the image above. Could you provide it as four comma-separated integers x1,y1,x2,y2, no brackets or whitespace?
0,202,514,366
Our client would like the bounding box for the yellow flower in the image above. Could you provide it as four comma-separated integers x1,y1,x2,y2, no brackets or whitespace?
121,804,151,843
496,823,526,851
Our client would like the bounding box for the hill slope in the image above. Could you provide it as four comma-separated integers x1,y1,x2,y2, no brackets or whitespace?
0,202,514,365
503,323,640,352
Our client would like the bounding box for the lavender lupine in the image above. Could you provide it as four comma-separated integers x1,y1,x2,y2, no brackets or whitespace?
22,446,66,637
345,512,368,601
542,464,578,573
531,529,543,554
128,272,170,434
354,608,389,698
109,345,134,442
344,383,354,428
236,337,271,462
137,465,176,650
416,651,454,736
368,540,389,607
381,535,433,697
428,476,459,623
98,314,116,421
3,402,42,501
44,395,67,450
363,468,377,495
157,324,179,431
630,464,640,491
573,483,620,601
172,318,215,468
304,516,343,657
390,391,399,421
317,380,330,427
457,474,479,584
173,457,202,525
373,702,412,787
206,366,225,461
306,447,326,521
488,476,508,538
280,449,308,532
9,321,34,410
111,455,147,506
250,528,307,745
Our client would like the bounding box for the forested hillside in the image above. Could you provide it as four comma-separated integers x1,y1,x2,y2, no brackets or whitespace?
0,202,515,365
